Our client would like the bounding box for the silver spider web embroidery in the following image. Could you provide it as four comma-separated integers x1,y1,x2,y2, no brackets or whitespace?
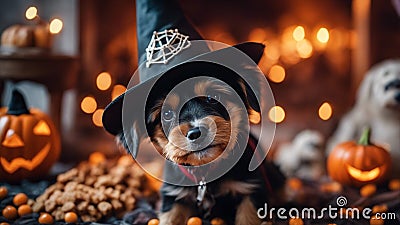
146,29,191,67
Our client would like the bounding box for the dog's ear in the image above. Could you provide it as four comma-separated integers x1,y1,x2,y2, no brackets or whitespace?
241,79,261,112
116,122,142,158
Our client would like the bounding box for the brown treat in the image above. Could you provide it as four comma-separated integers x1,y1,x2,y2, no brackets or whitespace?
38,212,54,224
57,168,78,183
58,192,76,204
13,193,28,206
0,186,8,199
64,212,78,223
18,204,32,216
97,201,112,216
32,201,45,213
126,178,141,188
44,199,56,212
388,179,400,191
61,202,75,212
117,155,134,166
104,187,113,197
77,201,89,212
64,181,78,192
90,191,107,204
109,189,121,200
124,195,136,211
360,184,377,197
85,176,97,186
2,205,18,220
48,190,62,202
51,207,65,221
87,205,98,217
94,175,114,188
75,190,90,202
115,184,126,191
81,215,96,222
111,199,123,211
27,199,35,207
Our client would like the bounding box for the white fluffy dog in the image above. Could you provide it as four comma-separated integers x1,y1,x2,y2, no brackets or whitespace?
274,130,325,180
327,59,400,176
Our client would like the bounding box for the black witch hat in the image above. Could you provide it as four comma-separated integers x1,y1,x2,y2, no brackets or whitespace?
102,0,265,155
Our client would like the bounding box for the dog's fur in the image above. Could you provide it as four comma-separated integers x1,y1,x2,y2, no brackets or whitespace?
274,130,325,180
118,64,285,225
327,59,400,176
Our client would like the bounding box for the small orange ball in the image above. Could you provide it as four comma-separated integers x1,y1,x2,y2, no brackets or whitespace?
388,179,400,191
65,212,78,223
18,204,32,216
13,193,28,206
2,205,18,220
0,222,10,225
360,184,377,197
289,218,304,225
38,213,54,224
211,217,225,225
0,186,8,199
370,216,384,225
187,217,202,225
147,218,160,225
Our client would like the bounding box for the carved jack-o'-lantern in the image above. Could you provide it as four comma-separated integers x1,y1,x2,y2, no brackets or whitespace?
0,90,60,183
327,128,391,187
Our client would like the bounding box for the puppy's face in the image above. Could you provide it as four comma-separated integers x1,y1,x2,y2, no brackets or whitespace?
372,62,400,109
145,77,253,166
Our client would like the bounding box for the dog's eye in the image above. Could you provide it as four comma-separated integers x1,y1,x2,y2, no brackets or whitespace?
162,109,175,121
206,93,220,104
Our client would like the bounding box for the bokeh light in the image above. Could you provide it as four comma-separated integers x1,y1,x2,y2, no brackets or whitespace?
25,6,37,20
92,109,104,127
96,72,112,91
317,27,330,43
111,84,127,100
249,109,261,124
292,26,305,41
318,102,333,121
296,39,313,58
81,96,97,114
268,106,286,123
49,18,63,34
268,65,286,83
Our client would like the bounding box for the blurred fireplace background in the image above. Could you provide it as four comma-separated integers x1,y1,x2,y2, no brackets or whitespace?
0,0,398,162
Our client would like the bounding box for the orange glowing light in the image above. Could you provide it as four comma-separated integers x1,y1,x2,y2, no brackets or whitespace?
318,102,333,121
248,28,267,42
81,96,97,114
293,26,305,41
49,18,63,34
25,6,37,20
296,39,313,58
96,72,112,91
111,84,127,100
268,106,285,123
264,43,280,61
249,109,261,124
92,109,104,127
268,65,286,83
317,28,330,43
89,152,106,165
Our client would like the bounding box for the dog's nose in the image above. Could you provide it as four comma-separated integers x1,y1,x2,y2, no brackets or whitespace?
187,127,205,141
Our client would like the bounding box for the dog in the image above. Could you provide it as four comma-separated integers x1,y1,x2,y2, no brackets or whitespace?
327,59,400,176
274,130,325,180
114,62,286,225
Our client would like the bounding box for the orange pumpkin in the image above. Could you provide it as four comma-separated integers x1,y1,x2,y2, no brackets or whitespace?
327,128,391,187
1,22,52,48
0,90,60,183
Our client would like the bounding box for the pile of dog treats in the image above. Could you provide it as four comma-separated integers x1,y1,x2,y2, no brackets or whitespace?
0,152,161,224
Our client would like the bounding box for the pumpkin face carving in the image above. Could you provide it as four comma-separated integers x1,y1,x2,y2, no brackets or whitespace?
327,128,391,187
0,90,60,183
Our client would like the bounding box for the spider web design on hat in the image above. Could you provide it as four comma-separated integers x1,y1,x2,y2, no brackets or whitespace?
146,29,191,67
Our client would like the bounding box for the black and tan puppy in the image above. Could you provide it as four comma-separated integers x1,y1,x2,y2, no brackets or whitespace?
114,62,285,225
